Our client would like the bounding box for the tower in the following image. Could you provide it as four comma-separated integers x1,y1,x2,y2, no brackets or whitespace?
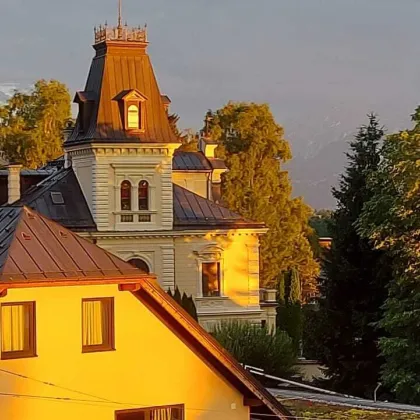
64,17,180,232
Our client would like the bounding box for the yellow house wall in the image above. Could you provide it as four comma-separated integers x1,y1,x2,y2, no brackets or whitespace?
172,172,209,199
0,285,250,420
174,233,263,330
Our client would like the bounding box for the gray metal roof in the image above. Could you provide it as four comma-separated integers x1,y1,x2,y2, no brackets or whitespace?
14,168,96,231
173,185,264,230
173,151,212,171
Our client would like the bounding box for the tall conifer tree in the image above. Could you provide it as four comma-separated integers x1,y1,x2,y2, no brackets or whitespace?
359,109,420,404
317,114,392,397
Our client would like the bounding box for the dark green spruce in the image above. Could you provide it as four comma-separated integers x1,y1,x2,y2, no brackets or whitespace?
316,114,392,398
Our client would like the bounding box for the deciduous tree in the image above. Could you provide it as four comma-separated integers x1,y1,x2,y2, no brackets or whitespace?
0,80,71,168
207,102,319,289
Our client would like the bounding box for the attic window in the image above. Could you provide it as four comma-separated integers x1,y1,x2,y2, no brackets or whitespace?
114,90,147,133
51,192,64,205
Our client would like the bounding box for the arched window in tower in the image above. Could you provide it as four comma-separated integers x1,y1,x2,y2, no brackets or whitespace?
127,104,139,129
120,180,132,211
128,258,150,274
138,180,149,210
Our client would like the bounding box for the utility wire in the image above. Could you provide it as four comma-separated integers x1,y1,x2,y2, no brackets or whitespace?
1,367,337,419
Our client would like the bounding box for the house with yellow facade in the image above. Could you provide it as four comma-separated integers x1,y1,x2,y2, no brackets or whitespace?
0,205,290,419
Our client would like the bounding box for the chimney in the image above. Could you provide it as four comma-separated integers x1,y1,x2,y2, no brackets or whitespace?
161,95,171,113
199,137,218,158
7,164,22,204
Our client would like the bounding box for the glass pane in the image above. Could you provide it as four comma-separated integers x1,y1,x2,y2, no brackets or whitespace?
138,181,149,210
1,304,26,352
202,262,221,297
128,104,139,129
121,181,132,211
82,301,104,346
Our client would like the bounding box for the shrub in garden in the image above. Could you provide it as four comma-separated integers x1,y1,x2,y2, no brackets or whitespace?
212,321,297,378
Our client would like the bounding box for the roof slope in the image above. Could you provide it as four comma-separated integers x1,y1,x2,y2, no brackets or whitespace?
173,151,212,171
0,205,290,417
65,41,179,146
133,278,292,419
173,184,264,230
0,206,138,282
14,168,96,231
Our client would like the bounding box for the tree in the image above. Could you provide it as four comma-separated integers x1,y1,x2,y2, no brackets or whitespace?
0,80,71,168
316,114,392,398
167,287,198,321
310,209,334,238
207,102,319,289
277,269,303,355
358,109,420,404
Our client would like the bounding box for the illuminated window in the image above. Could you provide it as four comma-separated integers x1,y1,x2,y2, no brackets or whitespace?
138,180,149,210
127,104,140,129
121,180,132,211
116,405,184,420
1,302,36,360
128,258,150,274
82,298,114,353
202,262,221,297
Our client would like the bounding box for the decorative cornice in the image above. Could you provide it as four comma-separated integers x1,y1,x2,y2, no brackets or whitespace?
78,228,267,241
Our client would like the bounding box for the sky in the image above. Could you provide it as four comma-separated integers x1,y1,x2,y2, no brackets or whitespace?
1,0,420,205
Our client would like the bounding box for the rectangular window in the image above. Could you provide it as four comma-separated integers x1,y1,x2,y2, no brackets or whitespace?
82,298,114,353
116,405,184,420
202,262,221,297
1,302,36,360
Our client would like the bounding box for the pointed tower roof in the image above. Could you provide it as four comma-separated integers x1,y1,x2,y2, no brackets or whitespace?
65,17,179,147
0,206,141,283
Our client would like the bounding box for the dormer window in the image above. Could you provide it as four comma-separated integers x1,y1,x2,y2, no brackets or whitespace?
74,91,96,134
127,104,140,129
114,90,147,132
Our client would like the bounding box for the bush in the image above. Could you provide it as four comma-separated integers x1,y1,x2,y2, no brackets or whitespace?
277,302,303,356
212,321,297,378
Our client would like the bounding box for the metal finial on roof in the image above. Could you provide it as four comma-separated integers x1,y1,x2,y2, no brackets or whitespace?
118,0,123,28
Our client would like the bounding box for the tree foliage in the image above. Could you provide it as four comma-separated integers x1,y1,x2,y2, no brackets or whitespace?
207,102,319,288
0,80,71,168
167,287,198,321
317,115,393,398
358,109,420,404
212,321,297,378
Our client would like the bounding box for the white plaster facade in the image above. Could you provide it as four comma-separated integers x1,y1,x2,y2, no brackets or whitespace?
67,142,276,330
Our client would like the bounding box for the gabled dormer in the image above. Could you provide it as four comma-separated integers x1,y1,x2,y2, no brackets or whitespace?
74,91,96,134
113,89,148,132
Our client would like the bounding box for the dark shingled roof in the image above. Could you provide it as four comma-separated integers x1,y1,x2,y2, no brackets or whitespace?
0,206,138,282
173,151,212,171
14,168,96,231
173,185,264,230
65,40,179,146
